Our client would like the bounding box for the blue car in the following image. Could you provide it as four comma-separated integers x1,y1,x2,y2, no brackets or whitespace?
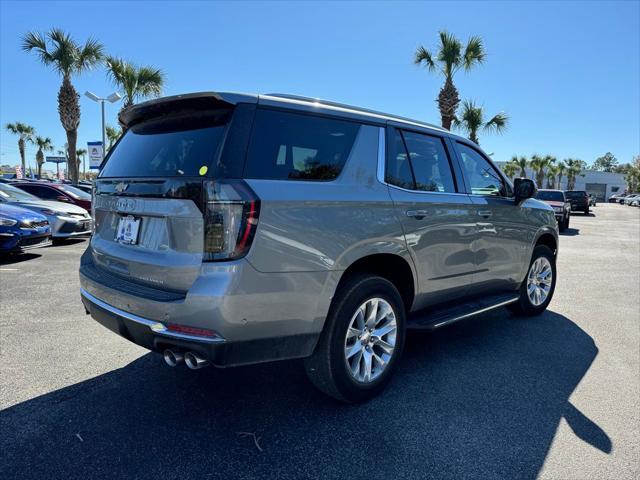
0,203,52,254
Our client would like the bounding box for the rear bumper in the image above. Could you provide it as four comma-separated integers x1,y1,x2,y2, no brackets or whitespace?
79,247,332,365
80,288,317,366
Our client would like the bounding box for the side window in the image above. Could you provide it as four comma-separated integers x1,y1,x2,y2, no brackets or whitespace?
244,109,361,181
21,185,58,200
385,129,415,189
456,143,510,197
401,131,456,193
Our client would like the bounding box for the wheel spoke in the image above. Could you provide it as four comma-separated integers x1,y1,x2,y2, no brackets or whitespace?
365,299,379,327
362,349,373,382
374,338,394,355
345,342,362,359
373,320,396,339
346,327,360,340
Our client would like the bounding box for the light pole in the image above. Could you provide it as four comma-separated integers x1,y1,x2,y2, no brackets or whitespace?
84,91,121,160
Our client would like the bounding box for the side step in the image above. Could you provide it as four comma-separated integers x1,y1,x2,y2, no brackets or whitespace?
407,293,519,330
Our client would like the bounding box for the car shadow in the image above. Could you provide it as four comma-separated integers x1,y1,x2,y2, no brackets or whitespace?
561,227,580,236
0,309,608,479
52,237,87,246
0,252,41,265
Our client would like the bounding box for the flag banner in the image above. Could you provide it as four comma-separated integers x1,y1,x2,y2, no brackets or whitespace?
15,165,23,179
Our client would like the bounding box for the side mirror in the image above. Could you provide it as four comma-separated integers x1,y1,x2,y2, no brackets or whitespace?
514,178,537,203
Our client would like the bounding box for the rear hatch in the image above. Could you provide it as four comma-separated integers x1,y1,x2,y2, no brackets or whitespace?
90,94,256,293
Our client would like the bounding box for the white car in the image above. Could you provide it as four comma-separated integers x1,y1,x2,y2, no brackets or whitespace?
0,183,91,239
624,194,640,206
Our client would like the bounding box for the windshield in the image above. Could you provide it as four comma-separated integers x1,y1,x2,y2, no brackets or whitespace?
0,183,39,202
99,111,230,178
536,190,564,202
565,191,587,198
58,184,91,200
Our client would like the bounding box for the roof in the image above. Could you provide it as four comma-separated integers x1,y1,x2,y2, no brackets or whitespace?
120,91,450,136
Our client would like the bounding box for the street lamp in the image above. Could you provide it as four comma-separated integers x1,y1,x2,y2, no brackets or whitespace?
84,91,122,159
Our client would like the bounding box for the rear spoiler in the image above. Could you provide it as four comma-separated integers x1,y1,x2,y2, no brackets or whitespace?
118,92,258,129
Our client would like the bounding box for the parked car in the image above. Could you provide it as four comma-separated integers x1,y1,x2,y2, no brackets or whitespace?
617,194,629,204
565,190,590,214
536,189,570,231
12,181,91,211
608,193,625,203
0,203,51,254
75,182,94,195
79,92,558,402
0,183,91,241
623,193,639,205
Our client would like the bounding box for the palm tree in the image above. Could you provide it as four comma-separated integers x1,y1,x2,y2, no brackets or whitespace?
529,154,555,189
22,28,104,184
555,161,566,189
34,136,53,178
105,125,121,151
105,56,164,116
510,155,529,178
501,161,519,180
565,158,586,190
452,100,508,145
76,148,87,179
414,32,486,130
5,122,36,174
546,164,559,189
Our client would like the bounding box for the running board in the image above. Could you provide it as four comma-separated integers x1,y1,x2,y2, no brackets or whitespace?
407,293,519,330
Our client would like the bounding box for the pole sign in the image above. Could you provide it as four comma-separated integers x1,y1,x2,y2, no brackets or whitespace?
88,141,104,170
45,156,67,164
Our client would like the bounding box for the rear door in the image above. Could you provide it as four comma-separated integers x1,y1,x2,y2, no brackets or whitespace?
452,141,534,294
385,126,477,308
91,102,252,293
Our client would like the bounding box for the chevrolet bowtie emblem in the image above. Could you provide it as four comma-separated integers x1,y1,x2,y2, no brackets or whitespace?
115,182,128,193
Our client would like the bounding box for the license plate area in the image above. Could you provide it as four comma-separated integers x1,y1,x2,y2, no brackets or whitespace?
115,215,141,245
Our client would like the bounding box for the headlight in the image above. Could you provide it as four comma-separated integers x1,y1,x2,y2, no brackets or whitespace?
553,206,562,212
0,217,17,226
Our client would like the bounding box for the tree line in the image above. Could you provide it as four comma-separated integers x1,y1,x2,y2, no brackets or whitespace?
4,28,165,183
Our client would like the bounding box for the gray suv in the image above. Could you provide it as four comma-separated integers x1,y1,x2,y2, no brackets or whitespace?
80,92,558,402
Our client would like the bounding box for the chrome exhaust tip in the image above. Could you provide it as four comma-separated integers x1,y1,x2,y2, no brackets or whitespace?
184,351,209,370
163,349,184,367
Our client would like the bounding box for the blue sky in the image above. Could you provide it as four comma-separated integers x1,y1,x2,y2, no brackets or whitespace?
1,0,639,172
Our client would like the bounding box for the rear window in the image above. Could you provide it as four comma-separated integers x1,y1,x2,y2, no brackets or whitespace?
59,184,91,200
536,190,564,201
99,111,230,178
565,191,587,198
244,109,360,181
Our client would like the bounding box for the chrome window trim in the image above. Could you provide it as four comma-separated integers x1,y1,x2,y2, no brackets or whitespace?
80,288,226,344
376,126,471,198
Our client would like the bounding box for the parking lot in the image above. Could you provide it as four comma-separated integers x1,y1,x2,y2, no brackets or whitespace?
1,203,638,479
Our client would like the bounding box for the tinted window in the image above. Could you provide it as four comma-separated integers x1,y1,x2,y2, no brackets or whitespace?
100,111,230,178
385,129,415,189
402,131,455,192
244,109,360,180
19,184,60,200
457,143,510,197
536,190,565,201
0,183,39,202
565,191,587,198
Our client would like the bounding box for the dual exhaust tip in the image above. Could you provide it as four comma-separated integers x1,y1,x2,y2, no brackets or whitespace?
163,349,209,369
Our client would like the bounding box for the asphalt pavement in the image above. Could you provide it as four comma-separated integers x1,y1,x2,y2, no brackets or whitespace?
1,203,638,479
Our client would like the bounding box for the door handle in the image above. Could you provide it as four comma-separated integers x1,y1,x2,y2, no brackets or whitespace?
406,209,428,219
477,210,493,218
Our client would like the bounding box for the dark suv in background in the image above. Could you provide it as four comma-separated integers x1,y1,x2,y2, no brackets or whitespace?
565,190,590,214
79,91,558,402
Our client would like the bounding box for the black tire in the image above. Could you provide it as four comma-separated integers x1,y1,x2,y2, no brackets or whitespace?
559,215,567,232
509,245,557,316
584,208,589,215
304,274,406,403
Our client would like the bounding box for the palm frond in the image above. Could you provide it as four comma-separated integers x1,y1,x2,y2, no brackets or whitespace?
137,66,164,97
437,31,462,78
77,37,104,72
463,35,486,70
414,45,436,71
484,112,508,134
21,31,53,65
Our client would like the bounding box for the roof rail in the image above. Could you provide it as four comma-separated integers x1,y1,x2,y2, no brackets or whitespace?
264,93,445,132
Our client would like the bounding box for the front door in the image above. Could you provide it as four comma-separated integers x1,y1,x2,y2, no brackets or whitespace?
453,141,535,294
385,127,478,310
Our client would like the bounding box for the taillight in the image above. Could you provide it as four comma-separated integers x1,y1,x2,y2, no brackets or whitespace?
203,180,260,261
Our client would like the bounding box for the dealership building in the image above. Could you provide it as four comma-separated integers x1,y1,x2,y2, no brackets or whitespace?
495,163,628,201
